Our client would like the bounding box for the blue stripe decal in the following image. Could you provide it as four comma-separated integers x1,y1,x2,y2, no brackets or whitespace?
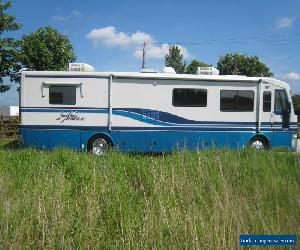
112,110,173,126
21,108,107,113
19,125,297,132
20,125,255,131
20,107,298,129
115,108,257,126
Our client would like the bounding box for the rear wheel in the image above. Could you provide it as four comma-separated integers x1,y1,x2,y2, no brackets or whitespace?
249,136,269,150
88,135,111,156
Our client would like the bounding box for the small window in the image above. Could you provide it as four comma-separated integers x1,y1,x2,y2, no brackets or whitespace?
274,89,288,114
220,90,254,112
263,91,271,112
173,88,207,107
49,86,76,105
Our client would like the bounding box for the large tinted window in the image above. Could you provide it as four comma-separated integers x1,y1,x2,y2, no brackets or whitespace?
220,90,237,111
220,90,254,112
173,88,207,107
49,86,76,105
274,89,288,114
263,91,271,112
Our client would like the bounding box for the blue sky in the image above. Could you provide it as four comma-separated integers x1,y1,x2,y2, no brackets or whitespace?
1,0,300,105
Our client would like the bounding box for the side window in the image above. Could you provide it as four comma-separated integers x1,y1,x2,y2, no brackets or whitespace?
237,90,254,111
220,90,237,111
49,86,76,105
274,89,288,114
263,91,271,112
173,88,207,107
220,90,254,112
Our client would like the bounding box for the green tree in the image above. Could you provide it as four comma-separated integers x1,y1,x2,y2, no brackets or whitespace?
185,59,210,74
0,1,21,93
165,45,186,73
17,26,76,72
217,53,273,77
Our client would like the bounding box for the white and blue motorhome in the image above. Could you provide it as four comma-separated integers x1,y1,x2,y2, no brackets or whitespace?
19,65,298,155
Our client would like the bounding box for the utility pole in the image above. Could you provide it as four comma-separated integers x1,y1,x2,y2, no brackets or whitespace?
142,41,146,69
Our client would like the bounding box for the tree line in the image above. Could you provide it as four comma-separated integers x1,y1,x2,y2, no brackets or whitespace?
0,1,76,92
0,1,299,120
165,45,273,76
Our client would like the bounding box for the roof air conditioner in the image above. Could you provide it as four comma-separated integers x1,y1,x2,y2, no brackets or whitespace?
162,67,176,74
69,63,95,72
196,67,219,75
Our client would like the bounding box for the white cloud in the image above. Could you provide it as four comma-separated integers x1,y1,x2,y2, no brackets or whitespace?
52,10,82,22
133,44,190,59
133,43,169,59
284,72,300,80
70,10,82,17
86,26,152,47
86,26,190,59
275,17,295,29
52,15,68,22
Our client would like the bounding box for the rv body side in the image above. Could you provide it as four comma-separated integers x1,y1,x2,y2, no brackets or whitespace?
19,71,298,152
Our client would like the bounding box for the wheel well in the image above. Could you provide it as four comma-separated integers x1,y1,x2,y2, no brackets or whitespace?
249,134,271,148
87,133,113,151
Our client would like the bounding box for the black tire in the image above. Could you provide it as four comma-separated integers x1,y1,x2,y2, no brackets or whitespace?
248,136,269,150
87,135,112,156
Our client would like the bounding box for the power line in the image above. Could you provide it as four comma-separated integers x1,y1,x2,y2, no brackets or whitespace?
96,33,300,66
143,32,300,47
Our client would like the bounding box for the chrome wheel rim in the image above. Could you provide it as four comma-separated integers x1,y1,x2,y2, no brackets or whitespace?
251,140,264,150
92,138,109,156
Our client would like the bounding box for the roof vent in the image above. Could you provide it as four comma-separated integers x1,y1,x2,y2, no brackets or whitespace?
140,68,158,73
196,67,219,75
69,63,94,72
162,67,176,74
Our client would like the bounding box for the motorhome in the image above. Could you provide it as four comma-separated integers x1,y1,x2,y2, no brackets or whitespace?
19,64,298,155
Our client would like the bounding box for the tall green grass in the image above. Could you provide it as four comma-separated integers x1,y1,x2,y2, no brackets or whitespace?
0,143,299,249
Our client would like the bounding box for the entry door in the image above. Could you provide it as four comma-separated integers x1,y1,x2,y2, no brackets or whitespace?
272,89,290,129
270,89,292,147
262,90,272,124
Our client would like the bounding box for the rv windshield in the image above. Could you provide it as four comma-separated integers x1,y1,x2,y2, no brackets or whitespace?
274,89,289,114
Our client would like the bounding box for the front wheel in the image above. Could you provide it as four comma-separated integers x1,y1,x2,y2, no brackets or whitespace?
88,136,111,156
248,137,269,150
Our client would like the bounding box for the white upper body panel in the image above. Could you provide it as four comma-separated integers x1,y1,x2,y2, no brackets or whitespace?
22,70,287,86
20,70,296,126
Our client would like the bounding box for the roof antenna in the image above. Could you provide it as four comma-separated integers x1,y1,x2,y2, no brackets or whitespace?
141,41,146,69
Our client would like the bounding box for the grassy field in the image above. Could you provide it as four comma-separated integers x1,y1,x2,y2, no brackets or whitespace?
0,139,299,249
